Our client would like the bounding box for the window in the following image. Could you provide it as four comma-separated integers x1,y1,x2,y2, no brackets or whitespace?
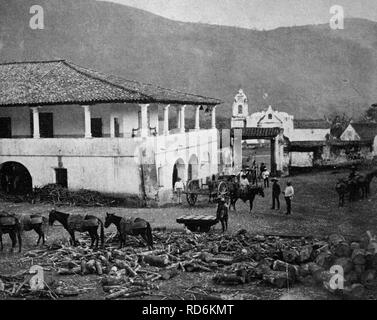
55,168,68,188
238,105,243,114
30,112,54,138
114,117,120,137
40,113,54,138
268,114,273,120
0,117,11,138
91,118,103,137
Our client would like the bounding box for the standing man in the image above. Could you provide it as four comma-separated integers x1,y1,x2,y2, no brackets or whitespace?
174,177,184,204
262,169,270,188
283,181,294,215
271,178,281,210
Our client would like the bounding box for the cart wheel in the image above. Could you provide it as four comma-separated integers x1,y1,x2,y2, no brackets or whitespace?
217,181,229,195
186,193,198,206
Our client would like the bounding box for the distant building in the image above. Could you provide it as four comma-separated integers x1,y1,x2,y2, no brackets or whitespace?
340,122,377,142
230,89,330,142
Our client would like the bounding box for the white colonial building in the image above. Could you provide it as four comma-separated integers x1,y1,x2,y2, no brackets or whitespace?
231,89,330,142
0,60,221,205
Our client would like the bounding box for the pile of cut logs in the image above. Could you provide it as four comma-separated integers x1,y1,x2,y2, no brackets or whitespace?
1,230,377,299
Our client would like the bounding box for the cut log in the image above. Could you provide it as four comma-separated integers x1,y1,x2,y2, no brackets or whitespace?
160,269,179,281
350,242,360,251
313,270,332,285
298,245,313,263
272,260,299,279
361,269,375,286
95,261,103,275
57,267,81,275
333,242,351,258
282,249,299,264
143,255,169,267
315,251,334,269
86,260,96,273
101,276,124,286
334,257,353,274
213,273,246,285
329,234,346,246
263,271,293,289
351,249,366,265
80,260,87,275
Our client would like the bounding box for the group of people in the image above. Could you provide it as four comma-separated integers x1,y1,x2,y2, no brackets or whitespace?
271,178,294,215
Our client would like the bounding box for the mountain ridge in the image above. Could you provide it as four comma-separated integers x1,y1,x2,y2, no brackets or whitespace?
1,0,376,120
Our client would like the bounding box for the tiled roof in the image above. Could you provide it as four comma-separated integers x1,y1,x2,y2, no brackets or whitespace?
232,127,281,139
349,122,377,141
293,119,331,129
0,60,221,107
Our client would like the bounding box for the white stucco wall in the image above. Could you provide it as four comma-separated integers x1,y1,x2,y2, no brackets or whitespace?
289,128,330,142
340,125,360,141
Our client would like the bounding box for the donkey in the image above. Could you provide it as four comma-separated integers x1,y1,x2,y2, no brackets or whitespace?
20,214,48,246
0,212,22,253
48,210,104,248
229,184,265,213
104,213,153,249
335,179,348,207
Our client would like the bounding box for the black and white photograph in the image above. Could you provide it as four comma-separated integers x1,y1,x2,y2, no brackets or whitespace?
1,0,377,308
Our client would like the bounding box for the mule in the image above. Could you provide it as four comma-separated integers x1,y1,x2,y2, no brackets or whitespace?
104,213,153,249
229,185,265,213
20,214,48,246
0,212,22,253
48,210,104,248
216,197,229,232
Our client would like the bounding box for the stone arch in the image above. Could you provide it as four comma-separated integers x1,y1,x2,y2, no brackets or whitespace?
188,154,199,181
0,161,33,194
172,158,186,189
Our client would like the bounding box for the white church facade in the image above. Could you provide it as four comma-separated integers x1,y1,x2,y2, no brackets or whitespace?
231,89,330,142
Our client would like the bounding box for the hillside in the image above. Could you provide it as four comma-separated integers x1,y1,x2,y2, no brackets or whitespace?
1,0,377,121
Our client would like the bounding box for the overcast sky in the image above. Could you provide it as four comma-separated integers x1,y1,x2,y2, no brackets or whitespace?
99,0,377,30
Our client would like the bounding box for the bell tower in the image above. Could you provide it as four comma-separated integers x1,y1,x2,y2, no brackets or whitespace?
231,89,248,128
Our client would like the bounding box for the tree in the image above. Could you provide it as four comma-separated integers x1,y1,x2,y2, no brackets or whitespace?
364,104,377,122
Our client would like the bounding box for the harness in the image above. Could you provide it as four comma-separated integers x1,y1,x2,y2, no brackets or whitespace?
0,212,17,226
120,217,147,234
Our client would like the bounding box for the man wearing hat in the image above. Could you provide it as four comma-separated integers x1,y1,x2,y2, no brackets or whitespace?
271,178,281,210
283,181,294,215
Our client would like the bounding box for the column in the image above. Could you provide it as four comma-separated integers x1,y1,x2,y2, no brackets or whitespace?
211,106,217,129
139,104,149,138
82,105,92,138
179,105,186,133
110,114,115,138
31,107,40,139
177,106,181,129
163,105,170,135
195,105,200,131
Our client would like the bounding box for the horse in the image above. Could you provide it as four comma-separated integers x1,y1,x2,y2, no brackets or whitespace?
0,212,22,253
356,169,377,199
20,214,48,246
104,213,153,249
48,210,104,248
216,197,229,232
229,184,265,213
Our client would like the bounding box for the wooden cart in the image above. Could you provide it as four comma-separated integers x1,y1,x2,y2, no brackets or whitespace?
184,178,230,206
176,214,218,232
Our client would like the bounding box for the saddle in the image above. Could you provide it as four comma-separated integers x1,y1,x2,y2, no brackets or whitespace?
0,211,17,226
67,215,98,231
120,217,147,233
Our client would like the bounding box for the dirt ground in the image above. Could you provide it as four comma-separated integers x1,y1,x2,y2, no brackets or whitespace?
1,167,377,300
